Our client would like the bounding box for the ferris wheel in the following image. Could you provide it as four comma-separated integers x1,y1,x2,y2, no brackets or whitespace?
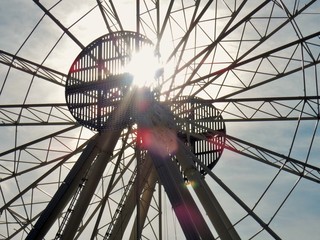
1,0,320,239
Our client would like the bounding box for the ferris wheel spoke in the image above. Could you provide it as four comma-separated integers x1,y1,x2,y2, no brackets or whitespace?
163,0,202,98
181,29,320,99
166,0,318,99
164,0,207,63
0,103,75,126
165,0,249,64
155,0,174,48
136,0,158,37
32,0,85,49
0,138,90,214
168,95,320,122
0,139,84,184
205,33,320,99
164,0,266,98
2,207,41,240
0,50,67,88
178,117,320,183
212,96,320,122
222,133,320,183
96,0,124,32
0,125,80,155
0,125,79,176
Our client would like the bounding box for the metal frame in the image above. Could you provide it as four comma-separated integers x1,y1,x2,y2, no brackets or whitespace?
1,0,320,239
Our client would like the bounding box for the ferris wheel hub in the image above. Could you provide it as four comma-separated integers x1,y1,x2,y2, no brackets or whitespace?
65,31,159,132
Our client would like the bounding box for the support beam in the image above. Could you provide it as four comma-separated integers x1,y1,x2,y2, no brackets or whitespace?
136,98,215,239
149,150,215,240
191,154,281,240
26,130,120,239
107,155,154,240
129,162,158,240
90,129,132,239
61,129,122,240
25,135,99,240
176,140,240,240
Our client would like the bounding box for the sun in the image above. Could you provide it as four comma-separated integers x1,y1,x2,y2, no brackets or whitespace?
125,46,163,88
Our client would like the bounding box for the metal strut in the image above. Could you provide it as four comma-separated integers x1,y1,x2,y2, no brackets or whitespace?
136,97,216,240
26,130,122,240
54,177,87,239
106,152,155,240
104,165,138,238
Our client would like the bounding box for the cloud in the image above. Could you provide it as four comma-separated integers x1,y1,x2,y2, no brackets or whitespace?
0,1,41,53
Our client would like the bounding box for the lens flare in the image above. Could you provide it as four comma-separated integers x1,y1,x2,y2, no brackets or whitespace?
184,179,199,189
137,126,178,157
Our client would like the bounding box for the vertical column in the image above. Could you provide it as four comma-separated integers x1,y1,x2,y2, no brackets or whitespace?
61,130,122,240
136,98,215,240
176,139,240,240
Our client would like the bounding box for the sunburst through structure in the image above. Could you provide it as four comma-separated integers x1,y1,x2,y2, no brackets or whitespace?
1,1,320,239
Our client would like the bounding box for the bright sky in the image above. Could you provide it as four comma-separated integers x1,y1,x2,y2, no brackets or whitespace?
1,0,320,239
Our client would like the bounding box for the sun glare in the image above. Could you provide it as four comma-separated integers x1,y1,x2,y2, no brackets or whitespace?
126,46,163,88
